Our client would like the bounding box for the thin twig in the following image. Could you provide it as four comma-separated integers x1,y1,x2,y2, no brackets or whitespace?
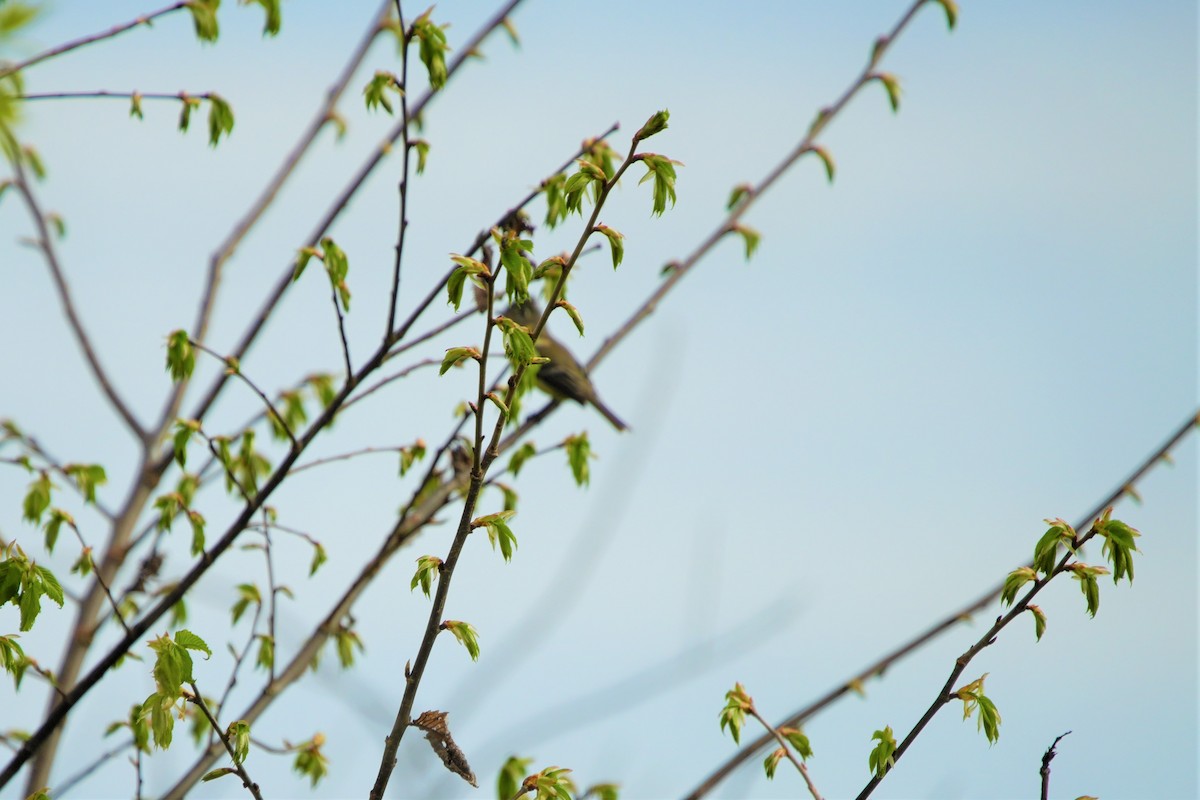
1040,730,1071,800
747,708,822,800
186,684,264,800
64,520,130,635
0,2,188,80
191,341,296,448
384,0,414,338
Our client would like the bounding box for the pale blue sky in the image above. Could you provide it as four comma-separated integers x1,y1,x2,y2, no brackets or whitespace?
0,2,1195,799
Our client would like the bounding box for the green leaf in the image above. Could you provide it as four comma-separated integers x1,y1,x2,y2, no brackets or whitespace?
873,73,902,112
333,626,363,668
255,634,274,670
718,683,752,745
440,346,480,375
726,183,752,210
65,463,106,503
594,224,624,269
731,224,760,260
309,542,327,576
178,95,201,132
43,509,71,554
206,93,235,146
930,0,959,29
1029,603,1047,641
868,726,896,778
807,145,835,183
363,70,400,114
320,237,351,311
1097,517,1141,584
507,441,537,477
779,726,813,760
763,748,785,780
228,719,251,764
412,139,430,174
563,433,591,487
1000,566,1036,607
637,153,681,216
412,9,449,90
185,0,220,42
1033,518,1075,575
473,510,518,562
410,555,442,598
174,628,212,658
242,0,282,36
166,330,195,382
22,472,52,524
129,92,144,120
497,755,534,800
443,619,480,660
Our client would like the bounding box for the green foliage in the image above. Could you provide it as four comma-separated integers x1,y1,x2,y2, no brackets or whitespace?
185,0,221,43
292,733,330,786
954,673,1002,744
398,440,426,477
472,510,518,562
507,441,537,477
440,346,480,376
363,70,402,114
166,329,195,382
1033,517,1075,574
446,254,489,310
806,144,836,183
1095,510,1140,583
319,237,351,311
0,543,65,631
411,555,442,598
0,633,28,689
718,682,752,745
412,138,430,173
868,726,896,778
227,719,251,763
442,619,480,661
593,224,624,269
21,471,52,523
332,624,363,668
42,507,70,553
1000,565,1036,607
411,8,449,90
206,93,234,146
64,463,106,503
779,726,813,760
873,72,902,112
523,766,574,800
254,633,273,671
731,224,760,260
497,755,535,800
230,582,261,625
930,0,959,29
177,94,203,133
496,228,535,306
636,153,680,216
1028,603,1047,640
241,0,282,36
726,183,753,210
497,315,539,371
762,747,785,780
1067,562,1109,617
563,433,591,487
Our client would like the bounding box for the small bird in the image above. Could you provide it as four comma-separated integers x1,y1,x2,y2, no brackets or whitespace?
505,300,629,432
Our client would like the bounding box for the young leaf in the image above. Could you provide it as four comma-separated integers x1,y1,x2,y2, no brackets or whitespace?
442,620,480,661
868,726,896,778
166,330,195,382
206,93,235,146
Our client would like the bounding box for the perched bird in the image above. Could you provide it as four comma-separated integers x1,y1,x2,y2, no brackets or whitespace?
505,300,629,432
